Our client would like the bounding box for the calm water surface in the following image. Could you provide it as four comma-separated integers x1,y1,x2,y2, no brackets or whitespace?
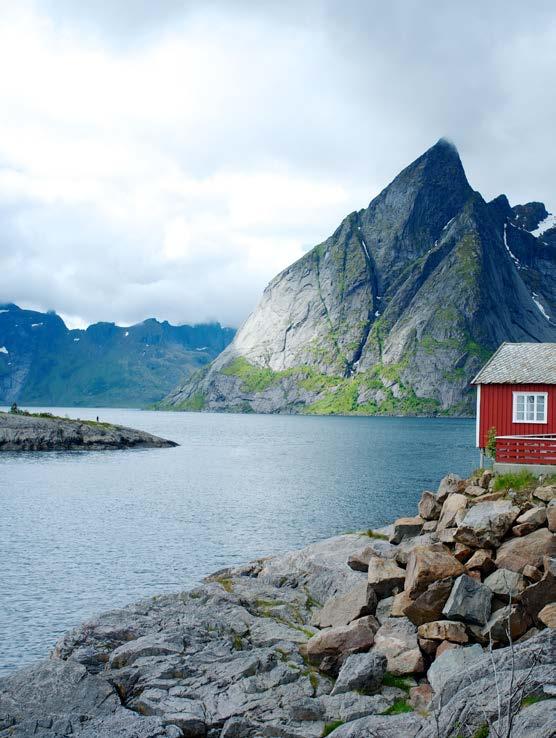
0,409,477,675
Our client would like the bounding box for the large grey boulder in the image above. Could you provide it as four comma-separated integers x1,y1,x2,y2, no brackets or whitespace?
418,491,441,520
330,652,387,695
437,493,467,531
492,698,556,737
495,527,556,572
367,556,406,598
404,577,454,626
455,500,520,548
436,474,463,503
306,615,380,673
484,568,527,601
442,574,492,625
427,644,484,694
312,581,376,628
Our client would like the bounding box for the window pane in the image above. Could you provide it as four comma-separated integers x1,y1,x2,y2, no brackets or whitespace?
515,394,525,421
536,395,546,422
526,395,535,421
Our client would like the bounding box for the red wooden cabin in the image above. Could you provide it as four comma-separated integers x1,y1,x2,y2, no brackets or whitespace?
472,342,556,470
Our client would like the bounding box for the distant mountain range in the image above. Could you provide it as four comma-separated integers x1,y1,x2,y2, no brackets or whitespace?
0,304,235,407
164,139,556,415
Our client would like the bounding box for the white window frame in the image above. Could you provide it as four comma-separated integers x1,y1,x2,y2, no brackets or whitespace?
512,391,548,424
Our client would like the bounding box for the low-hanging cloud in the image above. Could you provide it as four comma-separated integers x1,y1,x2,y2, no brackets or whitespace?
1,0,555,328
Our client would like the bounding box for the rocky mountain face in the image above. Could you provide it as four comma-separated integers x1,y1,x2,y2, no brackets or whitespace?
0,305,234,407
165,139,556,415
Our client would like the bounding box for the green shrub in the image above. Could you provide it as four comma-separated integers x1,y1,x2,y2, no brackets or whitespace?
382,698,413,715
492,470,537,492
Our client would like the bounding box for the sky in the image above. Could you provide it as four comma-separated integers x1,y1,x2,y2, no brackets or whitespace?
0,1,555,329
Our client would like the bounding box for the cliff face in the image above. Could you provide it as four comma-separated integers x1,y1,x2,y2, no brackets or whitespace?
0,305,235,407
165,140,556,415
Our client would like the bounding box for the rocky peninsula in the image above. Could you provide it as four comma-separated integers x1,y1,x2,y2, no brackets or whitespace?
0,470,555,737
0,411,177,451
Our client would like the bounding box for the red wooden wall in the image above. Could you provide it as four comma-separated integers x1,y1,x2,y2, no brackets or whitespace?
477,383,556,448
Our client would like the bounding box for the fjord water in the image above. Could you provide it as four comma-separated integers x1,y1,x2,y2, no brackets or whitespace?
0,409,476,675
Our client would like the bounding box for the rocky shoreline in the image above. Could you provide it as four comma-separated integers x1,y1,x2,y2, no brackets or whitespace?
0,470,555,737
0,411,177,451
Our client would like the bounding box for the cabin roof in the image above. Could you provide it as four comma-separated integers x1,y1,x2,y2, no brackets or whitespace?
472,342,556,384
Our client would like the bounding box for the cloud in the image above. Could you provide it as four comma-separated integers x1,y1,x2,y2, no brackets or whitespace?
0,1,555,327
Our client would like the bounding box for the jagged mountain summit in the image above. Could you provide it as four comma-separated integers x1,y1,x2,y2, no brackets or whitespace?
0,305,235,407
164,139,556,415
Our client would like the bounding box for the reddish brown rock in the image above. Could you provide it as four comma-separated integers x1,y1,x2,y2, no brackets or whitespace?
306,615,380,673
418,638,438,657
436,640,459,658
409,683,433,711
367,556,406,598
417,620,468,644
495,528,556,572
347,542,397,572
520,571,556,624
512,522,539,537
418,491,441,521
404,546,464,598
522,564,543,582
465,549,496,575
482,604,531,643
403,578,454,626
391,590,414,617
437,528,457,544
538,603,556,628
422,520,438,533
469,491,505,504
454,543,473,562
479,470,494,489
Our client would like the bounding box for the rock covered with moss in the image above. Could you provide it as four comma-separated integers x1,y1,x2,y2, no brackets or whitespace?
164,140,556,416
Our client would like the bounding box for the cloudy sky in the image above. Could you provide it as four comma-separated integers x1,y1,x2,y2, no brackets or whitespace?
0,1,555,329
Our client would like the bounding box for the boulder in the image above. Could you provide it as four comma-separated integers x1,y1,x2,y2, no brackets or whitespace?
516,506,547,528
437,528,457,544
367,556,406,598
520,571,556,624
455,500,520,548
437,493,468,531
478,470,494,489
523,564,543,582
465,548,496,575
538,603,556,628
533,485,556,502
442,574,492,626
453,543,473,562
330,651,387,695
404,546,464,598
408,683,433,711
436,640,460,658
375,596,394,624
394,534,437,566
306,615,380,673
418,637,438,657
427,644,483,694
495,528,556,572
403,577,454,626
329,713,426,738
347,542,397,571
391,590,414,617
512,522,541,537
418,491,441,521
484,568,527,601
465,484,486,498
482,604,531,642
390,516,424,544
417,620,468,644
422,520,438,533
372,617,425,675
547,499,556,532
437,474,463,503
312,581,377,628
468,490,505,504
